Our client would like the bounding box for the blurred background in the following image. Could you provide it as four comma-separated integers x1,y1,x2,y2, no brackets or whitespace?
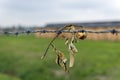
0,0,120,80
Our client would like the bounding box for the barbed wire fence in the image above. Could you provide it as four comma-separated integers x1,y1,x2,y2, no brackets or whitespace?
0,28,120,36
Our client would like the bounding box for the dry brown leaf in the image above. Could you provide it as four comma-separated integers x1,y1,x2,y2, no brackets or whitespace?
69,50,75,67
54,48,68,72
68,42,78,67
69,43,78,53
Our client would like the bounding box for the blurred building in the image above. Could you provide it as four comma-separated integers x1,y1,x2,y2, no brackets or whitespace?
45,21,120,28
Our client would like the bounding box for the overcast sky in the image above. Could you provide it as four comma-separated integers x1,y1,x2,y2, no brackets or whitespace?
0,0,120,27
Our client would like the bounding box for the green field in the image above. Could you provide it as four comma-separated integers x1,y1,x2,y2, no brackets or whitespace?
0,35,120,80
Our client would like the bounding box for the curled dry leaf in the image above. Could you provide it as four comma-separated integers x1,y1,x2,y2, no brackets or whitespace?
51,44,69,72
69,50,75,67
68,43,78,67
56,51,68,72
69,43,78,53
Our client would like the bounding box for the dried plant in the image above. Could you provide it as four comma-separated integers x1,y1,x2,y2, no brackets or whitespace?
41,24,87,72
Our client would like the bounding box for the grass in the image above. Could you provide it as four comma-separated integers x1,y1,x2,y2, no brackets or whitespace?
0,73,20,80
0,35,120,80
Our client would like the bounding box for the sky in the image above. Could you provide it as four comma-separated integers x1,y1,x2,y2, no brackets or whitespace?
0,0,120,27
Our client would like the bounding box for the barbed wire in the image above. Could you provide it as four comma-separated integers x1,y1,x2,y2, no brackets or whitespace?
0,29,120,36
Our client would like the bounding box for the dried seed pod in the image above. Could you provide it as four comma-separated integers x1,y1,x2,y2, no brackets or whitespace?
77,32,87,40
